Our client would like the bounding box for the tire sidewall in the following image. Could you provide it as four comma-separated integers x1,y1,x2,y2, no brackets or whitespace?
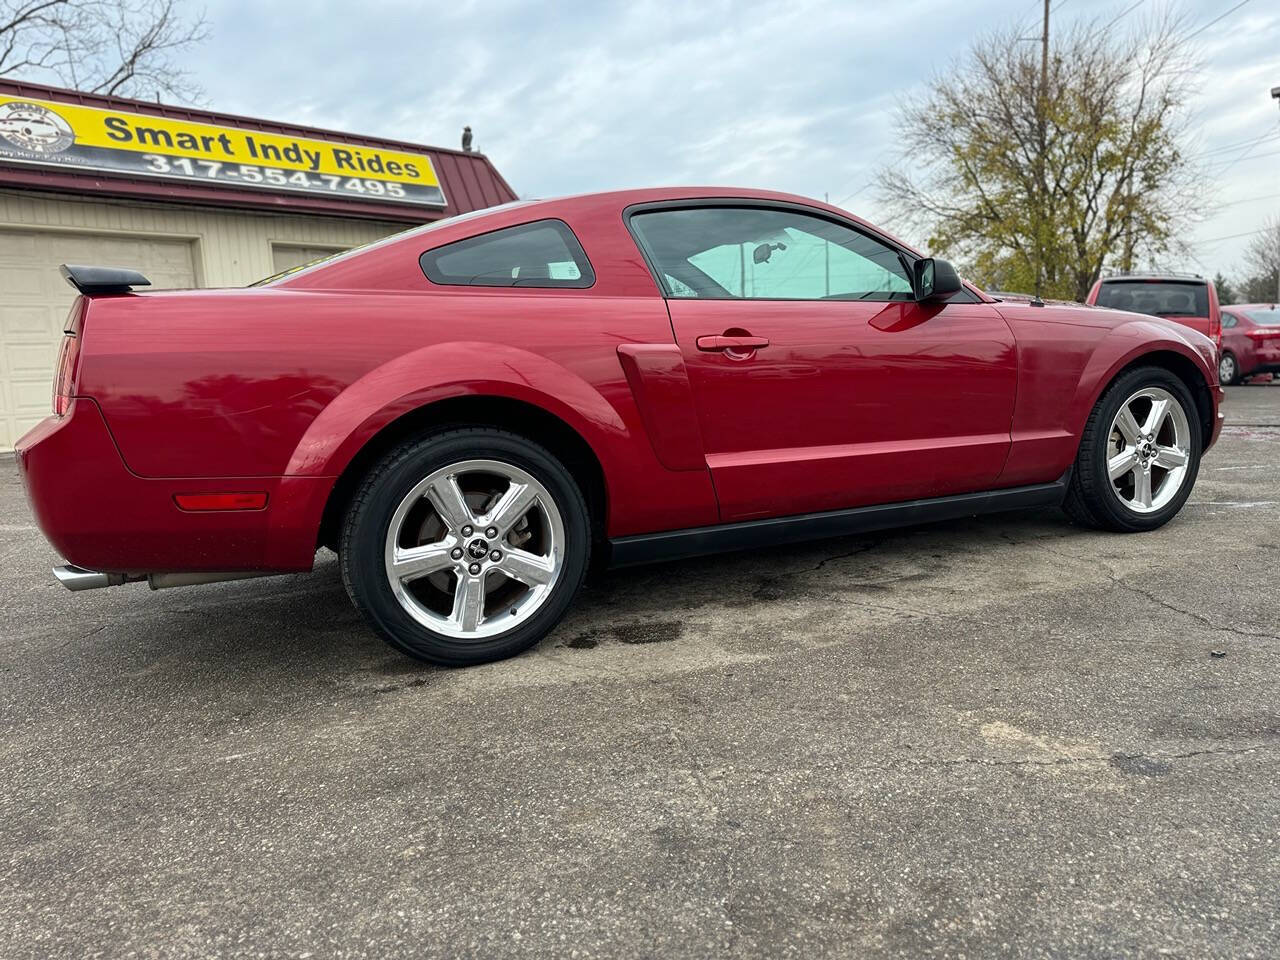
1220,352,1238,386
1083,368,1202,531
342,430,590,666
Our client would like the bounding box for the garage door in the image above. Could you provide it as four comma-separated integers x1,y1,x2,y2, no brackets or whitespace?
271,243,347,275
0,230,195,451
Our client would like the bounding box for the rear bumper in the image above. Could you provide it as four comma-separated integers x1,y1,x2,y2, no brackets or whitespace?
15,398,331,574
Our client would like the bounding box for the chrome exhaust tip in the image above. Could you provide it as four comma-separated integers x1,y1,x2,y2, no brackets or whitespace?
52,564,128,591
52,565,275,592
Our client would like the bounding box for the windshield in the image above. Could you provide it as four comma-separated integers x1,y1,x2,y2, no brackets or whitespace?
250,200,532,286
1245,308,1280,326
1096,280,1209,317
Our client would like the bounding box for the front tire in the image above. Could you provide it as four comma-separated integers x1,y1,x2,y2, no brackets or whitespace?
1219,351,1240,386
1063,366,1202,532
341,428,591,666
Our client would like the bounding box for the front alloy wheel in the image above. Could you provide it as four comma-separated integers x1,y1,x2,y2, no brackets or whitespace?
1063,366,1202,532
1105,387,1192,514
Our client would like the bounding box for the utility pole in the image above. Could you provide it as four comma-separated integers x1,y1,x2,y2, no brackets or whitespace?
1272,86,1279,304
1034,0,1050,298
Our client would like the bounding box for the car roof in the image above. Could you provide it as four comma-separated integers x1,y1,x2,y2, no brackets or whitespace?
467,186,927,258
1100,274,1207,284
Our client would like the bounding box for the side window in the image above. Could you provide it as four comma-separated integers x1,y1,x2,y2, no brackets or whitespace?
420,219,594,288
630,206,914,301
1222,313,1237,328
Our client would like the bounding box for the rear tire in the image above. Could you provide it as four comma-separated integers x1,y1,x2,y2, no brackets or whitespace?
341,428,591,666
1063,366,1202,532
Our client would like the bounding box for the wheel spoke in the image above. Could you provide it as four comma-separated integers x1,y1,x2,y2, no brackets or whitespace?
1114,405,1142,444
485,480,538,534
498,547,555,587
425,474,473,530
1153,446,1188,470
450,574,486,631
1142,398,1170,437
1108,448,1139,481
391,543,455,583
1134,467,1153,508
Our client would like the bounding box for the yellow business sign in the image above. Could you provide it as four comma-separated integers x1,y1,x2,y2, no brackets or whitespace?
0,95,445,207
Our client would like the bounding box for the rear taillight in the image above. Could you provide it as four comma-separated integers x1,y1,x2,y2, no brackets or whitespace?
52,298,86,416
1208,311,1221,348
1246,329,1280,341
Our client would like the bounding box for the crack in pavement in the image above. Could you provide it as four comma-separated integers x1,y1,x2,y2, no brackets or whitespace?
1023,542,1280,644
884,742,1273,771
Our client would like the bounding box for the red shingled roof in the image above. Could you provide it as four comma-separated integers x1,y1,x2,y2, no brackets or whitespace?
0,79,517,223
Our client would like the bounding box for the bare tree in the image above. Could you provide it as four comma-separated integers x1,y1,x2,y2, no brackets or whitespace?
876,8,1203,301
0,0,207,102
1239,216,1280,304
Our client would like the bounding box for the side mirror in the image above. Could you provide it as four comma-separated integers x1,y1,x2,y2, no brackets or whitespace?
913,257,962,302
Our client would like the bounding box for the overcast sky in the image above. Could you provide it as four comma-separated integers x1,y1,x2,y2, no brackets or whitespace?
187,0,1278,280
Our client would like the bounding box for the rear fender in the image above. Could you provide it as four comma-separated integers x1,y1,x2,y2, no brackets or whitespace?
284,341,630,479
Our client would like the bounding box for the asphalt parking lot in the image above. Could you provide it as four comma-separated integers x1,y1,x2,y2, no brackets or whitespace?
2,385,1278,959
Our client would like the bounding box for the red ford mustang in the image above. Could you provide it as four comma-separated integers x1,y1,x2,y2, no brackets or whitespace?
16,188,1223,665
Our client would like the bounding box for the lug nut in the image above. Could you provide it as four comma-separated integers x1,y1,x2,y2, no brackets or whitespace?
490,550,502,562
468,562,481,575
450,547,463,560
485,526,498,539
461,525,473,537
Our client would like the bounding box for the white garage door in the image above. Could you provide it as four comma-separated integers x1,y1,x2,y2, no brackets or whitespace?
271,243,347,275
0,230,195,451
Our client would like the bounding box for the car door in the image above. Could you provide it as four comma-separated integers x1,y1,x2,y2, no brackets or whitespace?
1220,311,1249,374
629,203,1018,522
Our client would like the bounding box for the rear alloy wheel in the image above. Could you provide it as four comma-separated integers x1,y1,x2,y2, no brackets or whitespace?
342,429,590,666
1063,367,1202,532
1219,351,1239,386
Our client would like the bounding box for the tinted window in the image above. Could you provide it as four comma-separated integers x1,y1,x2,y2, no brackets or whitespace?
1222,313,1238,328
1096,280,1208,317
1245,308,1280,326
420,219,593,288
630,206,914,301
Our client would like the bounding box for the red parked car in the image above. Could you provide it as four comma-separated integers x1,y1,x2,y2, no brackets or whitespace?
16,188,1223,666
1086,273,1223,351
1219,304,1280,384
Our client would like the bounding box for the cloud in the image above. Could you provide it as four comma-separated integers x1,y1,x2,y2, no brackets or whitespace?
192,0,1279,277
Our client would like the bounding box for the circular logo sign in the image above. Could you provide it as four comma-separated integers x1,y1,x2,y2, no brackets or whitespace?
0,101,76,154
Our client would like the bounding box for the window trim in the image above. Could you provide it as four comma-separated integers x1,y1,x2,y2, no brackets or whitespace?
623,198,947,304
419,217,596,289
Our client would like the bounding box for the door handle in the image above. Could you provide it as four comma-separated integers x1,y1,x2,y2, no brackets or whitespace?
695,334,770,352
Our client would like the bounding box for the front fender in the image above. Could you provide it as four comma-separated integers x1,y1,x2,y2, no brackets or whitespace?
1069,320,1217,440
283,341,630,478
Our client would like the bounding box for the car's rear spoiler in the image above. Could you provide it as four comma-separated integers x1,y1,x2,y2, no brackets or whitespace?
59,264,151,295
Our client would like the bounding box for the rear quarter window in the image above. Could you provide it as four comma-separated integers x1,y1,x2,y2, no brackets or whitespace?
419,219,594,288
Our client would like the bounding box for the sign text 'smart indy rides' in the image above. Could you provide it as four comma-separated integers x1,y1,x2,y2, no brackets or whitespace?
0,96,445,206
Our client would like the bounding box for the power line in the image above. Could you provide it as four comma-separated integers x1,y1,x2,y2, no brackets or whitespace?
1191,224,1275,247
1184,0,1252,42
1207,145,1280,174
1191,129,1280,159
1212,191,1280,210
1100,0,1144,33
